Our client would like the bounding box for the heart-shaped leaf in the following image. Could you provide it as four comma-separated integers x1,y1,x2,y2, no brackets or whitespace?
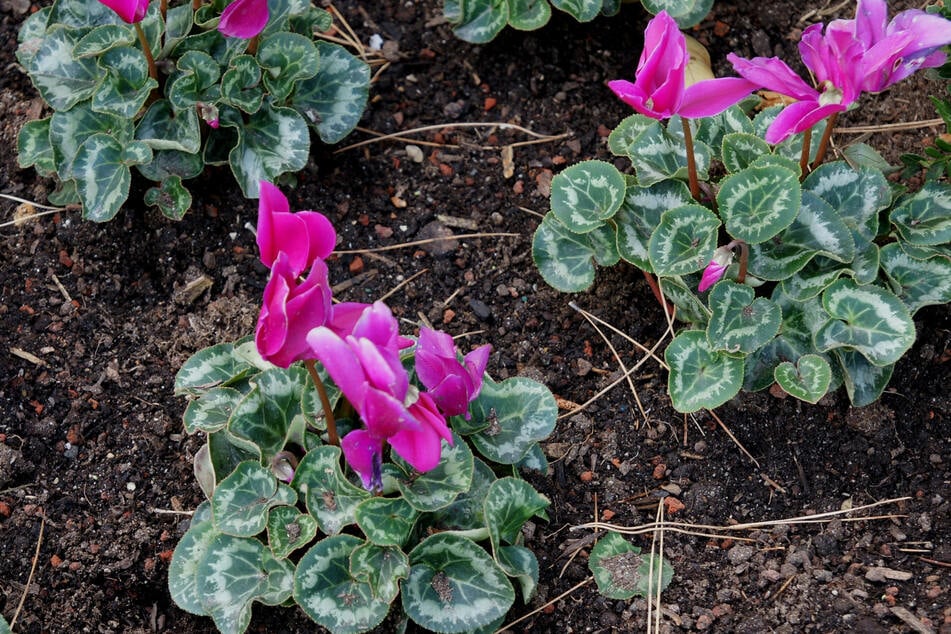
266,505,318,559
220,54,264,114
393,433,473,512
228,366,308,460
293,445,370,535
467,376,557,465
815,279,915,366
445,0,508,43
648,204,721,276
589,532,673,600
144,175,193,220
665,330,744,412
355,496,419,547
497,545,539,603
721,132,771,173
508,0,552,31
804,161,891,241
717,163,800,244
485,477,549,553
616,179,694,272
890,181,951,246
72,133,152,221
292,41,370,143
774,354,832,404
834,348,895,407
257,32,318,101
212,461,297,537
92,45,157,118
706,281,781,354
349,542,410,604
628,117,712,186
135,99,201,153
183,386,243,434
549,160,626,232
880,242,951,314
174,340,257,396
532,214,599,292
25,25,101,111
551,0,602,22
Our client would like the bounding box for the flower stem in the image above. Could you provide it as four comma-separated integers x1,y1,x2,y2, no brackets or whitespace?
727,239,749,285
681,116,700,201
191,0,200,10
134,22,157,83
810,112,839,171
798,127,812,177
641,270,675,315
304,359,339,446
248,34,260,56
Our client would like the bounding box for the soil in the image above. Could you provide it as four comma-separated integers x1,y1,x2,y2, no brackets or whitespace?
1,0,949,633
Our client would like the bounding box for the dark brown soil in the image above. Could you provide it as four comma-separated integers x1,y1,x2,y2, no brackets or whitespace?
1,1,949,633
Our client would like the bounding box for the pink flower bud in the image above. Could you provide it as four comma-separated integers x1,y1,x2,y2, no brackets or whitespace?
698,245,734,292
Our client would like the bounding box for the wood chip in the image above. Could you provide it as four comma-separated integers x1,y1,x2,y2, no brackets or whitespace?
865,566,914,582
501,145,514,179
435,214,479,231
173,274,213,305
889,606,935,634
10,347,47,366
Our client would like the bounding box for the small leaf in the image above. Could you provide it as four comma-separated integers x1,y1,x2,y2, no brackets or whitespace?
721,132,771,173
717,164,800,244
445,0,508,43
137,149,204,182
890,181,951,246
508,0,552,31
295,535,390,634
497,545,539,603
549,160,626,232
706,281,782,355
393,433,473,512
614,180,693,273
183,386,243,434
168,50,221,112
220,54,264,114
212,461,297,537
467,376,557,465
402,533,515,634
266,505,318,559
293,445,370,535
550,0,602,22
648,204,720,276
257,32,319,101
834,348,895,407
658,276,712,326
589,532,673,600
135,99,201,153
349,542,410,603
665,330,744,413
428,457,496,532
228,366,308,460
144,175,193,220
774,354,832,404
355,496,419,547
73,24,134,58
608,113,656,157
814,279,915,366
880,242,951,314
174,340,256,396
484,478,549,552
804,161,890,241
532,214,598,292
17,117,56,175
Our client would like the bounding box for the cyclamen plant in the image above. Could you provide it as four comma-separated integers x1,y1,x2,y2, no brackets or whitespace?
16,0,370,221
170,183,557,634
444,0,713,43
532,2,951,412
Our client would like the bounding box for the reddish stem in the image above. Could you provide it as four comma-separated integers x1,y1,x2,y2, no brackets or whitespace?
641,270,675,315
798,127,812,178
681,116,700,201
304,359,339,446
810,112,839,171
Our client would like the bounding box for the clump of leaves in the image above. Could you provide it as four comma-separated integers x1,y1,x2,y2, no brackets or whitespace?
169,337,556,634
16,0,370,221
443,0,712,43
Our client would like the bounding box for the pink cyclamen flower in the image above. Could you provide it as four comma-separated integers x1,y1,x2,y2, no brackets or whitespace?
414,328,490,419
849,0,951,92
97,0,148,23
608,11,757,120
698,245,734,292
307,302,452,490
257,181,336,277
219,0,269,39
255,252,333,368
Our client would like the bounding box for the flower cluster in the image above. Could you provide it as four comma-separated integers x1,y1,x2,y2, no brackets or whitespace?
727,0,951,143
253,182,490,490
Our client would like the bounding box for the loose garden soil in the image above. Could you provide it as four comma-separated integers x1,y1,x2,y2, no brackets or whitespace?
1,0,949,632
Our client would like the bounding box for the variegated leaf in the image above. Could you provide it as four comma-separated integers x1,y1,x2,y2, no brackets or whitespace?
403,534,514,633
355,496,419,547
349,542,410,604
804,161,891,241
25,25,101,110
616,179,694,271
589,532,673,600
879,242,951,314
72,134,151,221
721,132,771,174
753,105,827,163
212,461,297,537
748,190,855,280
174,340,256,396
17,117,55,175
295,535,390,634
658,276,712,326
834,348,895,407
220,54,264,114
550,160,626,232
50,100,132,175
168,502,215,616
266,505,318,559
73,24,134,58
393,433,473,512
628,117,712,187
257,32,318,101
135,99,201,153
890,181,951,246
138,149,204,182
183,387,243,434
293,445,370,535
223,103,309,198
550,0,602,22
509,0,552,31
228,366,308,460
497,545,539,603
144,174,193,220
532,214,598,292
815,279,915,366
15,7,51,68
293,41,370,143
648,204,720,276
665,329,744,413
467,376,557,465
445,0,508,43
706,281,781,355
485,478,549,554
774,354,831,404
779,256,851,301
167,50,221,112
428,457,496,532
608,113,655,157
717,163,800,244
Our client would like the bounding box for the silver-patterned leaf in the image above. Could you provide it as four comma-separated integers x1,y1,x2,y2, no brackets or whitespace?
648,204,721,276
890,181,951,246
879,242,951,314
484,477,549,552
17,117,56,175
643,0,714,27
257,32,319,101
774,354,832,404
25,25,101,110
293,445,370,535
144,174,193,220
550,160,626,233
212,461,297,537
266,505,318,559
293,41,370,144
532,214,598,292
446,0,508,43
717,164,800,244
135,99,201,153
355,496,419,547
393,433,473,512
349,542,410,603
550,0,602,22
228,366,308,460
665,329,744,413
706,281,781,355
174,340,256,396
223,103,310,198
468,376,557,465
508,0,552,30
73,24,134,58
804,161,891,242
834,348,895,407
588,532,673,600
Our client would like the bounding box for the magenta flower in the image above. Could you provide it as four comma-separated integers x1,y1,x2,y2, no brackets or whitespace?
97,0,148,23
257,181,336,277
307,302,452,490
219,0,269,39
255,253,333,368
850,0,951,92
698,245,734,292
415,328,490,419
608,11,756,120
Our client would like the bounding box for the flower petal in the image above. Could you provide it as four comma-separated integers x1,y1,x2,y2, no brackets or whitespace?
341,429,384,491
218,0,269,39
727,54,817,101
307,326,368,409
765,100,844,144
679,77,757,119
97,0,148,23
